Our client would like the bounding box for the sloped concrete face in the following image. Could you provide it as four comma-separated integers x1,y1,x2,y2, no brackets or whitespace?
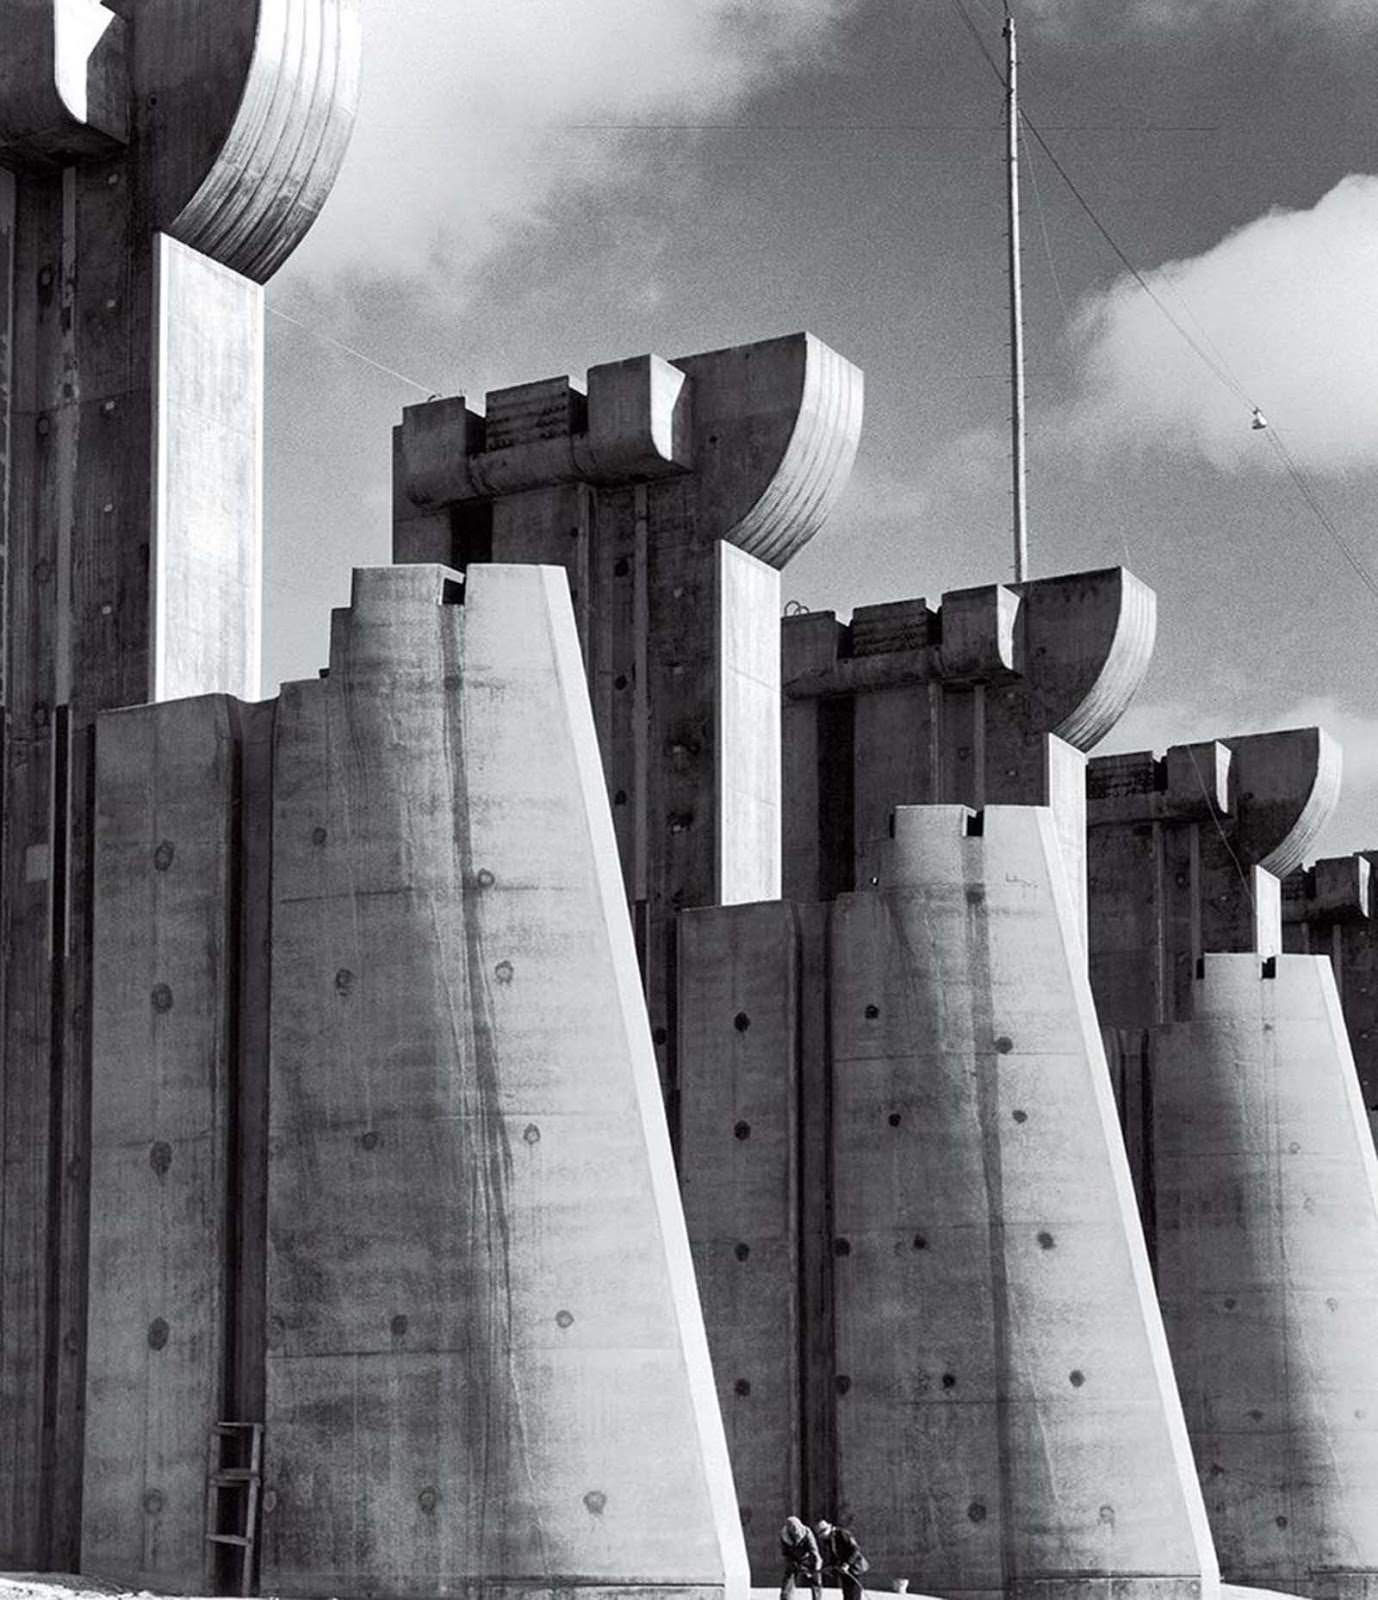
263,564,747,1600
829,805,1216,1600
1154,954,1378,1600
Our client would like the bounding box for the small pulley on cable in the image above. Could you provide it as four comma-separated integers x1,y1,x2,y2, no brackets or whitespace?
1251,408,1269,431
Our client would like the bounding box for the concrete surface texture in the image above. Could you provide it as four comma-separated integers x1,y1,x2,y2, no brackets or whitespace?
99,563,742,1600
1086,728,1378,1591
830,805,1215,1600
1283,855,1378,1143
781,567,1156,942
1153,954,1378,1599
83,695,249,1591
678,901,810,1575
393,333,862,1116
78,563,748,1598
677,804,1221,1597
261,564,745,1598
0,0,359,1568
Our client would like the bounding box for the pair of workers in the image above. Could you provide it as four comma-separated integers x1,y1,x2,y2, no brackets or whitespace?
780,1514,869,1600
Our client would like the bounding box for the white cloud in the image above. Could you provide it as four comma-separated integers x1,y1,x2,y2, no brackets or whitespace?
286,0,855,286
1062,173,1378,475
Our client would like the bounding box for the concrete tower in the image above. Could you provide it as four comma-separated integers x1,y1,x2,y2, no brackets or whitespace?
0,0,359,1566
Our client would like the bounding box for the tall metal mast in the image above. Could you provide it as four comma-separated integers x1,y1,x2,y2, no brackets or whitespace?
1005,3,1029,581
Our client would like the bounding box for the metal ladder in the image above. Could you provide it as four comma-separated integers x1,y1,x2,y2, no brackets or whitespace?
205,1420,264,1595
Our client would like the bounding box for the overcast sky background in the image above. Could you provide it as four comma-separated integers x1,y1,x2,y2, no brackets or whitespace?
263,0,1378,856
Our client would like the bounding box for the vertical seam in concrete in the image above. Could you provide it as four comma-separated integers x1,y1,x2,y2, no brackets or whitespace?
965,834,1018,1590
1152,820,1168,1023
1,168,13,710
1265,975,1300,1581
38,702,70,1568
633,482,649,901
1141,1027,1158,1280
439,586,540,1574
222,701,247,1448
53,169,75,711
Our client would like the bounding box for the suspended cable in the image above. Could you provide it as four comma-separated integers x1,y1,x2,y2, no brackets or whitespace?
1184,743,1256,906
945,2,1378,607
949,0,1004,81
266,305,443,397
1020,121,1069,321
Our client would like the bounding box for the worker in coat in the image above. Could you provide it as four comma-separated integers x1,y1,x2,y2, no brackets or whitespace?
780,1515,823,1600
814,1518,868,1600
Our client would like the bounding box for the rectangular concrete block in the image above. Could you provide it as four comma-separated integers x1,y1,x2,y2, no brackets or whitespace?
719,544,781,905
152,235,262,703
679,902,801,1577
83,695,239,1591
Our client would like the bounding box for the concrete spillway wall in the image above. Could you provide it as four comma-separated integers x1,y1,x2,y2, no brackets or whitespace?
680,806,1217,1600
1089,731,1378,1595
82,564,746,1600
1152,954,1378,1600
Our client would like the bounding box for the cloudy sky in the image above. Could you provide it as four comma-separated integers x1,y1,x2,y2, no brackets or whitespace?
264,0,1378,856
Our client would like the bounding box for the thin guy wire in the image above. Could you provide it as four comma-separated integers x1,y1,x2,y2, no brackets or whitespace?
267,305,442,397
1184,743,1256,907
1021,120,1069,320
946,1,1378,607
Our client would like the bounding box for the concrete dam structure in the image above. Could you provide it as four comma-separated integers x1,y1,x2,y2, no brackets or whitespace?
7,7,1378,1600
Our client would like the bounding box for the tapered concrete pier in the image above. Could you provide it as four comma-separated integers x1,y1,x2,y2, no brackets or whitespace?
1089,727,1378,1595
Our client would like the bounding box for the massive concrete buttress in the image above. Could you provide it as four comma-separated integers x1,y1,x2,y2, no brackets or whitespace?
1153,954,1378,1600
1088,728,1378,1594
392,334,863,1110
783,567,1156,944
84,565,748,1600
678,802,1218,1596
668,562,1172,1582
832,804,1216,1600
0,0,358,1566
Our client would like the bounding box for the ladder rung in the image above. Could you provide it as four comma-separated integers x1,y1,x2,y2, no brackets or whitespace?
207,1533,252,1547
213,1421,262,1434
212,1469,261,1486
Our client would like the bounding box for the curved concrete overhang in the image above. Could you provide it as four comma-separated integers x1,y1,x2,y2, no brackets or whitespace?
673,331,864,569
1013,567,1158,751
159,0,361,281
398,333,864,574
1,0,360,281
1224,726,1343,879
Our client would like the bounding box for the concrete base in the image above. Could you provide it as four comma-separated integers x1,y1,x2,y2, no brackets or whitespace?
1154,955,1378,1599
